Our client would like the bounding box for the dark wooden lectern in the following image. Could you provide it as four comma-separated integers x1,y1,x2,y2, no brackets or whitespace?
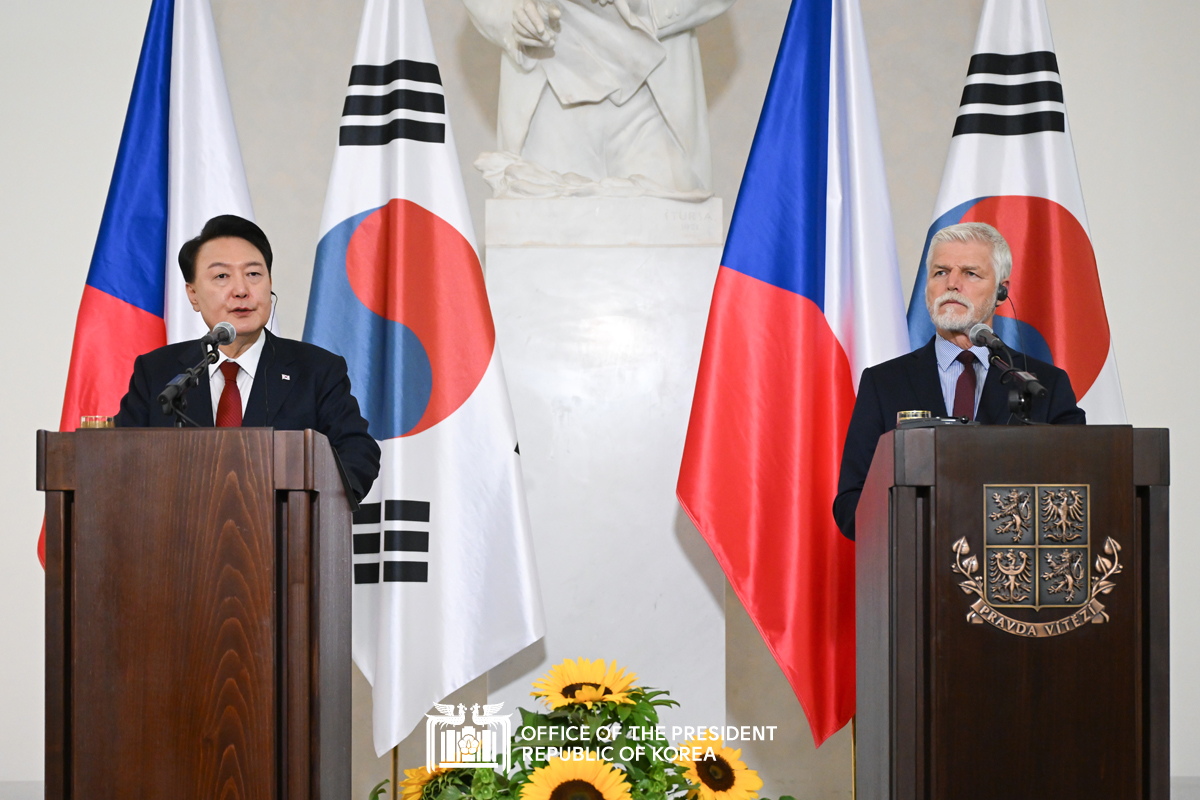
37,428,352,800
856,425,1169,800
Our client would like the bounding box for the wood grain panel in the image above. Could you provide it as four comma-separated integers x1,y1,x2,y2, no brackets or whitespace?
69,429,276,799
855,432,895,800
285,491,312,800
43,489,70,800
308,430,352,799
1142,485,1169,800
930,426,1137,800
858,427,1167,800
37,430,76,491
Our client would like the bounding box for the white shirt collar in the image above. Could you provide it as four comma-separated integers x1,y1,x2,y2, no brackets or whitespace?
934,333,990,372
208,330,267,378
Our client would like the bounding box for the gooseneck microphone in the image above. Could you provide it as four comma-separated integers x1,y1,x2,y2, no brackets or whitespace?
199,321,237,348
968,322,1005,351
158,322,234,425
968,322,1047,413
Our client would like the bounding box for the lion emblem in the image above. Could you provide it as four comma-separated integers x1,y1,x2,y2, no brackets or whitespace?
1042,549,1086,602
989,488,1032,542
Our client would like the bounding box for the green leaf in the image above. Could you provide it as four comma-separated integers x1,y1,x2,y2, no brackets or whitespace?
369,779,390,800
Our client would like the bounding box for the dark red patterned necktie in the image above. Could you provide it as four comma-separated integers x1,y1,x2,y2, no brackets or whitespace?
215,361,243,427
952,350,978,420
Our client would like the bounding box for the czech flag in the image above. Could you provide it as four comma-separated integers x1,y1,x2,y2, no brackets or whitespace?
678,0,907,745
46,0,253,565
303,0,544,755
906,0,1125,423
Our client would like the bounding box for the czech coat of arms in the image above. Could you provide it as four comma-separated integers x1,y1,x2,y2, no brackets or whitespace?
950,484,1122,637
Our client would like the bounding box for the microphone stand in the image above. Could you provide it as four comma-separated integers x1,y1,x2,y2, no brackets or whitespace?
984,344,1047,424
158,343,219,428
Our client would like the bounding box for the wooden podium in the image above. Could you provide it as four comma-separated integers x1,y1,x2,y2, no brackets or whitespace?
856,425,1169,800
37,428,352,800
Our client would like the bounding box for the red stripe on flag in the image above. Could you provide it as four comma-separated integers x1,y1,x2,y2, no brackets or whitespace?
678,266,857,746
59,285,166,431
39,285,165,567
965,196,1110,398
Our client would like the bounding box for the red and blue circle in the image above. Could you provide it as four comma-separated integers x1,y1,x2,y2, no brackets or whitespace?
304,199,495,439
906,195,1110,399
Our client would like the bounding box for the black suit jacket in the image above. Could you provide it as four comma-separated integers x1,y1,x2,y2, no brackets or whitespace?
116,330,381,502
833,337,1086,539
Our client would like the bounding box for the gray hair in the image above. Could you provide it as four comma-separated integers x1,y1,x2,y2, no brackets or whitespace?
926,222,1012,283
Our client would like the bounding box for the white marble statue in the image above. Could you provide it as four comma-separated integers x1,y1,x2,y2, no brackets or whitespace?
463,0,735,199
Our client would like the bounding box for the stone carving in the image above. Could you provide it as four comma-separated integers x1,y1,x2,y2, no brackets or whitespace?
463,0,735,199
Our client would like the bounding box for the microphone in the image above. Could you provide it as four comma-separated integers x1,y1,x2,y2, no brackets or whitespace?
969,323,1047,401
968,323,1005,352
199,321,236,348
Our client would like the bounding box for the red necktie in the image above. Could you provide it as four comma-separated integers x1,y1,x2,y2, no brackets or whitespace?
952,350,978,420
215,361,243,427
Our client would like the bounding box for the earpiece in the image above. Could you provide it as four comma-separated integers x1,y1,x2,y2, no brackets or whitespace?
996,283,1009,303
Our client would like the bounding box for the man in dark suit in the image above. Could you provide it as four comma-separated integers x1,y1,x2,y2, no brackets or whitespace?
116,215,380,502
833,222,1085,539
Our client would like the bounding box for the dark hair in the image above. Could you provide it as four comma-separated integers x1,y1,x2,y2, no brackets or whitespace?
178,214,273,283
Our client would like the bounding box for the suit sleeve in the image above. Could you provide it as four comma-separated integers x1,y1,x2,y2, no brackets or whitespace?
1047,367,1087,425
314,355,381,503
115,354,153,427
833,367,887,541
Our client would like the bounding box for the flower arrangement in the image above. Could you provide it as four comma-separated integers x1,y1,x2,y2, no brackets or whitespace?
370,658,790,800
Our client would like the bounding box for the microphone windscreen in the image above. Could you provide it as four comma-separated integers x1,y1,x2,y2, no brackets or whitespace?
214,321,237,345
969,323,993,347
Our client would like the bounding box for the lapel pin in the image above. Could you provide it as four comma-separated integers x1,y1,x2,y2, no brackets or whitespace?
282,374,290,381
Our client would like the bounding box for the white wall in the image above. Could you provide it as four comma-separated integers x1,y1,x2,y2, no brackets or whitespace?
1047,0,1200,773
1,0,1198,783
0,1,151,780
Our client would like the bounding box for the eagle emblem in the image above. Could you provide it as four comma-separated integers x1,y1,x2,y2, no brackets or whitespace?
1040,488,1086,542
988,549,1032,603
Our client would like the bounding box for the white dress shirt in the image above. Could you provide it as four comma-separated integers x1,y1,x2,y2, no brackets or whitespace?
207,332,266,422
934,333,991,417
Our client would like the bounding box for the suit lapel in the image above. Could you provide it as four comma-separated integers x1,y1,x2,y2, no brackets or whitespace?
177,344,215,426
909,338,950,417
243,331,296,427
978,352,1015,425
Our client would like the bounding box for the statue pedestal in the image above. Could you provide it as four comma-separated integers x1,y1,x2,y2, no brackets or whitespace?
484,197,725,733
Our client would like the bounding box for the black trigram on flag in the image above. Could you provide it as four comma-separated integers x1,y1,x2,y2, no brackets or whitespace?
953,51,1065,137
339,59,446,147
352,499,431,584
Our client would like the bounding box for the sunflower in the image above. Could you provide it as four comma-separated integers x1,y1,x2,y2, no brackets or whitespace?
530,658,638,709
521,756,632,800
398,765,448,800
674,733,763,800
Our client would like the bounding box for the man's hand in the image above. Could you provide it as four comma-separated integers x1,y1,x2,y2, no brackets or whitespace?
512,0,561,48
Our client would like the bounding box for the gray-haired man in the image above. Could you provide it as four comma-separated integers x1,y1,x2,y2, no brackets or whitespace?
832,222,1086,540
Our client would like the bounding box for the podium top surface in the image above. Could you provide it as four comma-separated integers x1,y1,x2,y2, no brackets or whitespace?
879,424,1168,488
36,427,339,493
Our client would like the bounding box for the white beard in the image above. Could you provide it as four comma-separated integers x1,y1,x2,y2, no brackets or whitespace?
927,290,992,333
